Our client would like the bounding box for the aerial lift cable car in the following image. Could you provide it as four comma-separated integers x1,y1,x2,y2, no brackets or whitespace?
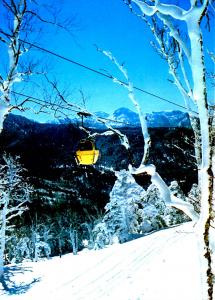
75,112,100,165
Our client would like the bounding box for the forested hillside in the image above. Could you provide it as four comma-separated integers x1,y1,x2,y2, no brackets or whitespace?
1,114,196,183
0,113,198,260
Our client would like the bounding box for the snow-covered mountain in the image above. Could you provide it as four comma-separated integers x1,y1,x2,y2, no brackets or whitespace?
53,108,191,128
94,111,110,119
110,108,191,128
111,107,140,125
148,110,191,128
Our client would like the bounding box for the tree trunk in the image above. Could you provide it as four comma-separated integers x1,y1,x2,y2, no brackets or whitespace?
0,203,7,280
187,18,215,300
0,101,10,133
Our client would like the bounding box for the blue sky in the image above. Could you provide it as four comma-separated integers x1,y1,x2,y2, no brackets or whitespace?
4,0,215,122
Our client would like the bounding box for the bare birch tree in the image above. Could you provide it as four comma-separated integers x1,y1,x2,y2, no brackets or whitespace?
121,1,215,299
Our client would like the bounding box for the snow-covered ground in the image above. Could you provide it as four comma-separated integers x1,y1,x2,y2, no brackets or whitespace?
0,222,202,300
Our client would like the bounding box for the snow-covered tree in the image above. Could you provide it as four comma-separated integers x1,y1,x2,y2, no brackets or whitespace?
94,175,193,247
141,183,168,231
68,227,78,255
0,0,75,132
93,221,113,250
93,170,146,246
30,222,52,262
103,170,145,242
187,183,201,214
12,236,31,263
0,155,31,279
120,1,215,298
81,222,95,250
31,232,51,262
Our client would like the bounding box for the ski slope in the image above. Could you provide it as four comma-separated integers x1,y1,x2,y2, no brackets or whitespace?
0,222,202,300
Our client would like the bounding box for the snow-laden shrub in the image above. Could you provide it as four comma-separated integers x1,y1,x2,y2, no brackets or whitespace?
93,171,195,249
6,235,29,263
93,222,112,249
13,237,31,263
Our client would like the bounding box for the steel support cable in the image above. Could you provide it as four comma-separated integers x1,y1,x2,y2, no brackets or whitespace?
1,30,198,115
11,36,198,115
11,91,137,126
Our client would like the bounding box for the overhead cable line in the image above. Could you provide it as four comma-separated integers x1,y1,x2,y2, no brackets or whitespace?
12,91,136,126
15,37,198,114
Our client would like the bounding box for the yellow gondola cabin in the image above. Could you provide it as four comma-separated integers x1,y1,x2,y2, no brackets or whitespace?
75,140,99,165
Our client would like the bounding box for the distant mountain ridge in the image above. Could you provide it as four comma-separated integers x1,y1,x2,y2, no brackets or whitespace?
51,108,191,128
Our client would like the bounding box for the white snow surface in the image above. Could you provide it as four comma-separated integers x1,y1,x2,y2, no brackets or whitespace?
0,222,202,300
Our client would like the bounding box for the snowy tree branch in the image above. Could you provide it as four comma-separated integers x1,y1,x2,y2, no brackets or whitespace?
131,0,186,19
45,76,131,150
96,46,150,164
129,164,199,221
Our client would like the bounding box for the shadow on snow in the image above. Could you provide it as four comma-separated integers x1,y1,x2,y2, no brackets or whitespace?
0,265,40,295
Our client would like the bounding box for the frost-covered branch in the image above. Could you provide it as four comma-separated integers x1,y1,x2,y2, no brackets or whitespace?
0,2,25,131
131,0,187,19
129,164,199,221
155,2,187,20
95,44,201,224
208,50,215,64
96,47,150,164
96,46,200,224
46,76,130,150
131,0,157,16
132,0,207,21
128,1,202,173
133,12,195,114
157,13,191,64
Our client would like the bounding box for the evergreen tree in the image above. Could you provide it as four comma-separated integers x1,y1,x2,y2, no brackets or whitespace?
168,181,191,225
141,184,167,232
94,170,145,246
187,183,201,214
